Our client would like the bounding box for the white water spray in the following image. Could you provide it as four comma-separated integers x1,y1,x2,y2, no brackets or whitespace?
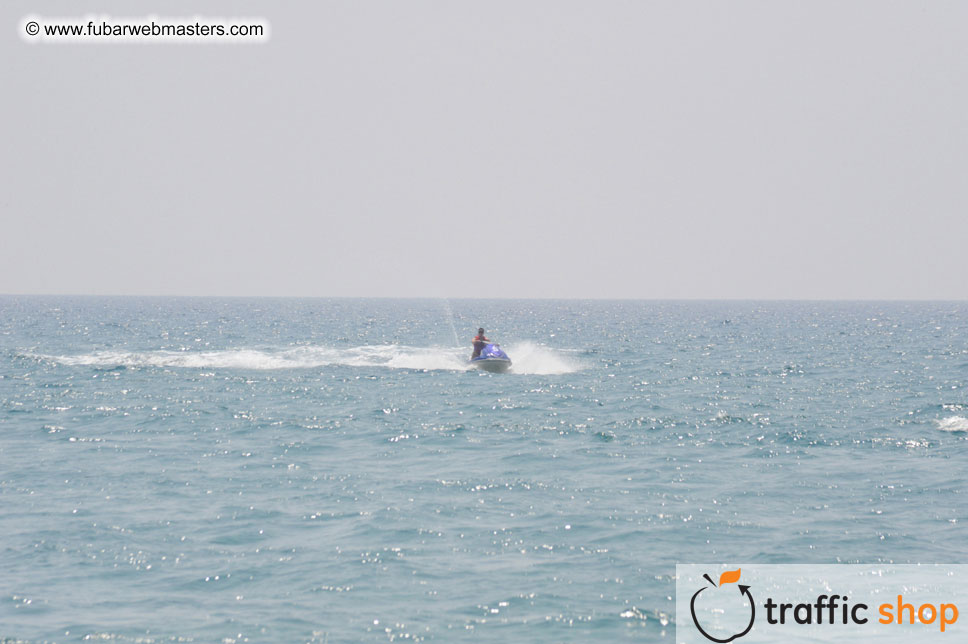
34,343,581,375
439,299,461,347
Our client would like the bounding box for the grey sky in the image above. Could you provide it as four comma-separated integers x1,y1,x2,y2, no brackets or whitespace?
4,1,967,299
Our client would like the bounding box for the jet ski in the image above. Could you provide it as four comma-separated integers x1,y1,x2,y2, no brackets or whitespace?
469,344,512,373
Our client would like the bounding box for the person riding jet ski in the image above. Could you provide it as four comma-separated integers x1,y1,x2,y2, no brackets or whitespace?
469,328,512,372
471,328,490,359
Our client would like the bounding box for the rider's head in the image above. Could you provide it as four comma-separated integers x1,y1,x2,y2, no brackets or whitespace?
478,328,485,335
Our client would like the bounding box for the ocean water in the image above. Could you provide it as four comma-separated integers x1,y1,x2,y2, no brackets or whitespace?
1,297,966,643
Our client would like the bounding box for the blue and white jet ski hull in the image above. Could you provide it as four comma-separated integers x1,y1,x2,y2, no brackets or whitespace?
470,357,512,373
470,344,512,373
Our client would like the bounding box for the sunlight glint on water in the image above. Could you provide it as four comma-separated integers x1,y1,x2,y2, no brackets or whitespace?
1,297,966,642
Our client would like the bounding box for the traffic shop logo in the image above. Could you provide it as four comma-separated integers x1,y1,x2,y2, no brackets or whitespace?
684,566,960,642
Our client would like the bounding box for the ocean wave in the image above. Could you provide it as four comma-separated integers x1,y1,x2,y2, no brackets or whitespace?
32,342,580,375
935,416,968,432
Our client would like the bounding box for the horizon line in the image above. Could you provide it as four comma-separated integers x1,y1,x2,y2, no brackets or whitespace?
2,293,967,303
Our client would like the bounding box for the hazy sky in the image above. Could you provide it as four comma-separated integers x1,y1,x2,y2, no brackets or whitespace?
4,1,967,299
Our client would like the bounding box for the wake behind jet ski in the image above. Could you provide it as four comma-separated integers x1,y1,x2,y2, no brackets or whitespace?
469,328,512,373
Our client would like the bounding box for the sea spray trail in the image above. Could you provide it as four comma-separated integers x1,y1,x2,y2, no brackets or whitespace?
505,341,582,375
440,298,461,347
31,342,582,375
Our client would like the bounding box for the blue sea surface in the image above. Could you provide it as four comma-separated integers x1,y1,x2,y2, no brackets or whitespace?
1,297,966,642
